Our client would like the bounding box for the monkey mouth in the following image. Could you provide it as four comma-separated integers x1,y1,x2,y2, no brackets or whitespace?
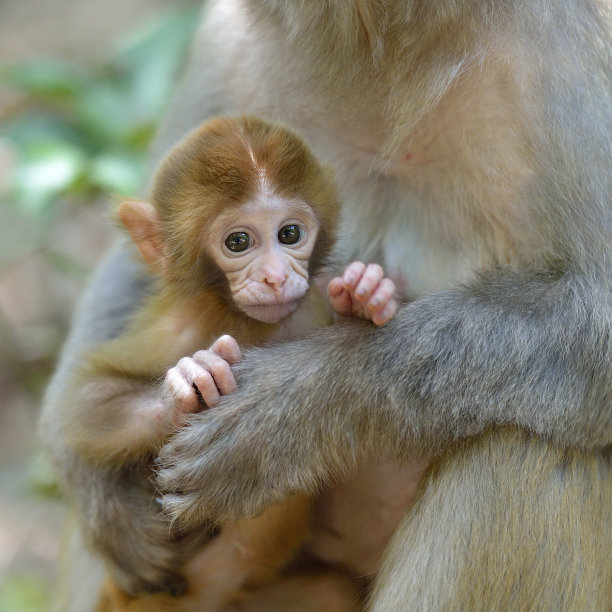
239,299,302,324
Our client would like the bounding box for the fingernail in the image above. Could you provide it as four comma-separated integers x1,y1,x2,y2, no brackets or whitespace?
383,304,395,317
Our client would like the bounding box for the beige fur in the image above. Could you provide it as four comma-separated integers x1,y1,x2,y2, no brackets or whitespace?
43,2,612,610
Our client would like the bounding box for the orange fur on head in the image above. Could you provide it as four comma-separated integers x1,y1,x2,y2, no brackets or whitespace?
150,117,340,301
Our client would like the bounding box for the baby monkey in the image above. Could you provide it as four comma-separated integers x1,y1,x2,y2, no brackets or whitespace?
73,116,397,606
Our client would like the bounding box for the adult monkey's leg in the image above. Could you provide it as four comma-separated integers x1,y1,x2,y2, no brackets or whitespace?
369,429,612,610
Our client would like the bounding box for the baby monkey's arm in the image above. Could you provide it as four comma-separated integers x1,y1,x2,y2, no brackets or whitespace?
328,261,397,326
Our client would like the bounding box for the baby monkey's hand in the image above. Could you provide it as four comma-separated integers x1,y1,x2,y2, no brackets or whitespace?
328,262,397,326
163,335,242,420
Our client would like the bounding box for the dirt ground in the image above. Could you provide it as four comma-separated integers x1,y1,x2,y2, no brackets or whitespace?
0,0,194,607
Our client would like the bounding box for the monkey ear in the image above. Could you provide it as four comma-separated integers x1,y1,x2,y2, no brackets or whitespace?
117,200,167,274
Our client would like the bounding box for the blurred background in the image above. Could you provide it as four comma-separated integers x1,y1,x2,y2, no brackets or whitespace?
0,1,200,609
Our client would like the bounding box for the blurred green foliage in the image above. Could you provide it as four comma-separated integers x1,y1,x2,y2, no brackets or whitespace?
0,575,49,612
0,3,200,216
0,8,200,612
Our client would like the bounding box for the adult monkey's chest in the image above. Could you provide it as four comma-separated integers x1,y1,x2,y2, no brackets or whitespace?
212,0,543,576
213,0,540,294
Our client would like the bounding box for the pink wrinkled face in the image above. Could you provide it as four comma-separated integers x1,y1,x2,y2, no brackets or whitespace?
207,194,320,324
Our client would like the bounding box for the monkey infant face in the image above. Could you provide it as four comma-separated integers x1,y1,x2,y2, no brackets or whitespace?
209,197,320,324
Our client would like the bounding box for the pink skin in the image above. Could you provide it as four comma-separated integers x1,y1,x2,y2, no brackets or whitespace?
211,199,319,324
166,198,320,409
165,195,396,407
328,261,398,326
165,263,397,409
123,192,397,413
163,335,242,412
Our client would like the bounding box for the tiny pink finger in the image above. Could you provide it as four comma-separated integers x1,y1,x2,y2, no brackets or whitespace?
342,261,366,288
327,277,344,297
329,287,354,317
368,278,396,308
210,361,238,395
165,368,199,412
372,300,398,326
355,263,384,299
210,335,242,364
192,370,221,407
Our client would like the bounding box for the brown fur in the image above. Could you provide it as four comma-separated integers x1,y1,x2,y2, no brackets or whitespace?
152,116,339,301
45,116,357,608
42,1,612,610
95,496,352,612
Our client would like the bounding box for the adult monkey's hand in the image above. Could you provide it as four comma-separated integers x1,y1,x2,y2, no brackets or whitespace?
158,320,375,525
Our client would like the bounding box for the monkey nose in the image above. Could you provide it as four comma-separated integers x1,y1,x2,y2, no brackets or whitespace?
262,268,288,291
263,274,286,291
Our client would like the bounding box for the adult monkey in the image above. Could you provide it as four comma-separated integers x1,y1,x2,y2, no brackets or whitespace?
43,1,612,610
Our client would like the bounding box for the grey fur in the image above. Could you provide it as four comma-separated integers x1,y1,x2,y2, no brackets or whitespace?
41,0,612,607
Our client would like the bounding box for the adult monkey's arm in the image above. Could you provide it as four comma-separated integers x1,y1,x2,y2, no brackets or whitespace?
156,0,612,526
157,267,612,525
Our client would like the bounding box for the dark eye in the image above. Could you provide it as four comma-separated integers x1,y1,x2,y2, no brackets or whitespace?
225,232,251,252
278,225,302,245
